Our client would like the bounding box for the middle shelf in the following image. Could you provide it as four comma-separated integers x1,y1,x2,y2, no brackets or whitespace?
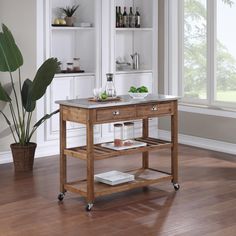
64,137,172,161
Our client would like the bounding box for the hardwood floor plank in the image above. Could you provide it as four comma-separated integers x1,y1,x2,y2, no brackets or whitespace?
0,145,235,236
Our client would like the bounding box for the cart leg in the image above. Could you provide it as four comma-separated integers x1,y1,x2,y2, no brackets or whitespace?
86,115,95,210
59,106,67,201
142,118,149,169
171,101,179,189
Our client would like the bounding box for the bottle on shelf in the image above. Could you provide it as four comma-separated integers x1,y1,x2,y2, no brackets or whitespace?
118,6,123,28
73,57,80,71
129,7,135,28
116,6,119,27
135,7,141,28
123,7,129,28
66,62,74,72
105,73,116,97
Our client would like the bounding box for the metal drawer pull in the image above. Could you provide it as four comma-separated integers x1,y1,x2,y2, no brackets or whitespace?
151,105,158,111
112,111,120,115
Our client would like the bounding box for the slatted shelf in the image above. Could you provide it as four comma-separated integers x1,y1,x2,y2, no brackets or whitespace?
64,137,172,160
64,168,172,198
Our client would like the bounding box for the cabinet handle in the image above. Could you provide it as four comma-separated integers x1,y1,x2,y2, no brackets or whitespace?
112,110,120,116
151,105,158,111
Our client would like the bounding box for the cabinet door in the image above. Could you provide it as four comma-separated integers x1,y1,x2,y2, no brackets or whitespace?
46,77,74,140
74,75,95,99
73,76,96,131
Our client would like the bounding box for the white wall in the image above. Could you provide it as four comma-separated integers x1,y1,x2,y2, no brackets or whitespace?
0,0,37,152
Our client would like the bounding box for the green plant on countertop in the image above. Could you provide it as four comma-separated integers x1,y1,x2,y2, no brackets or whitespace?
61,5,79,17
129,86,149,93
0,24,60,145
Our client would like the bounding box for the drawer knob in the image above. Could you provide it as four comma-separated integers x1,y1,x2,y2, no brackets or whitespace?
112,110,120,116
151,105,158,111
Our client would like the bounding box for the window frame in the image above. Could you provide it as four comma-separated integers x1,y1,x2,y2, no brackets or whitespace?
176,0,236,109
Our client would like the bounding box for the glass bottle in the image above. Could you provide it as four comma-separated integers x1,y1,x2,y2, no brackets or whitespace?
73,58,80,71
129,7,135,28
118,6,123,28
123,7,129,28
105,73,116,97
135,7,141,28
123,122,134,146
66,62,73,72
114,123,123,147
116,6,119,27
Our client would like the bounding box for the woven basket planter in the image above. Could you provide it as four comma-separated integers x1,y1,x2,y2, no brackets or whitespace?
10,143,37,172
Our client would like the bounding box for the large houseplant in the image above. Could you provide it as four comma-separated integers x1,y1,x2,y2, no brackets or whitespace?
0,24,59,171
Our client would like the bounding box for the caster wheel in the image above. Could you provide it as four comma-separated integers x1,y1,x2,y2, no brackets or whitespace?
58,192,65,201
86,203,93,211
173,183,180,191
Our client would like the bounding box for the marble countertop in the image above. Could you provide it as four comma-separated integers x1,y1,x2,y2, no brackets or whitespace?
56,94,179,109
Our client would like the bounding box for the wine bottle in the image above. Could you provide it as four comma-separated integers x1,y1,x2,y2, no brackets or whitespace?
129,7,135,28
123,7,129,28
135,7,141,28
118,6,123,28
116,6,119,27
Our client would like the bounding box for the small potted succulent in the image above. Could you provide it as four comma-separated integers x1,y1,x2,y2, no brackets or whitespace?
61,5,79,26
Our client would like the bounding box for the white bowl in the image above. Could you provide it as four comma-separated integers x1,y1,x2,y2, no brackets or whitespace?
128,92,149,99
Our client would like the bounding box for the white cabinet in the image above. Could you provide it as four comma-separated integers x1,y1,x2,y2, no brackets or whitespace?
45,75,95,141
40,0,158,146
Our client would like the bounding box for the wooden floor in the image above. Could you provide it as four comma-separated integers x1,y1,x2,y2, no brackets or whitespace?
0,145,235,236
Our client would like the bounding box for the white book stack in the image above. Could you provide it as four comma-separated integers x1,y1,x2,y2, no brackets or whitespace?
94,170,135,186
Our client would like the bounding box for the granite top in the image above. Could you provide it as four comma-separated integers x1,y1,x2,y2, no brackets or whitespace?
56,94,179,109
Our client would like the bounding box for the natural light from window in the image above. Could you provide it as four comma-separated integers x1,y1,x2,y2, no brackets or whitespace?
216,0,236,102
183,0,207,100
183,0,236,105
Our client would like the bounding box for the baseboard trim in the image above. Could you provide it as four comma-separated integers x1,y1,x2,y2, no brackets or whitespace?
0,145,60,165
158,129,236,156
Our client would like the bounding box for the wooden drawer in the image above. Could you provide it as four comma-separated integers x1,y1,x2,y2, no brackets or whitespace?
96,106,136,122
136,102,173,118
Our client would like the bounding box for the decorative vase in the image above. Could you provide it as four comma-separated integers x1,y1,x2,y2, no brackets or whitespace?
10,143,37,172
65,16,75,26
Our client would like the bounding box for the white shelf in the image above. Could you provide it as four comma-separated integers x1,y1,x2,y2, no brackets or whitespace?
115,28,153,32
55,72,95,78
51,26,95,31
116,69,153,75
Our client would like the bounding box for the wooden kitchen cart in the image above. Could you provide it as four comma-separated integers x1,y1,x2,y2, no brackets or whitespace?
56,94,179,211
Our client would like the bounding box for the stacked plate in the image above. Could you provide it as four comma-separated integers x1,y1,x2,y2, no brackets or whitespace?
94,170,135,186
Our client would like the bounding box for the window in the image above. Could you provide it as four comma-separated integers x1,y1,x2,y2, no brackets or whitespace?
179,0,236,107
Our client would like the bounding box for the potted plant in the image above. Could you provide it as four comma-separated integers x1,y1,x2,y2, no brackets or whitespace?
61,5,79,26
0,24,59,172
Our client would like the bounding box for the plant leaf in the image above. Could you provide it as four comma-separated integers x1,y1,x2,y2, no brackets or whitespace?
33,109,59,128
30,58,59,101
0,24,23,72
0,82,11,102
0,110,11,126
21,79,36,112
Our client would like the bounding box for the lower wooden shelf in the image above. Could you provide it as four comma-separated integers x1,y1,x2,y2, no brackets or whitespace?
64,168,172,198
64,137,172,160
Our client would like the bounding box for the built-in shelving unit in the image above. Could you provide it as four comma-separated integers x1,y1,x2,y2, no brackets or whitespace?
112,0,157,94
44,0,100,141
